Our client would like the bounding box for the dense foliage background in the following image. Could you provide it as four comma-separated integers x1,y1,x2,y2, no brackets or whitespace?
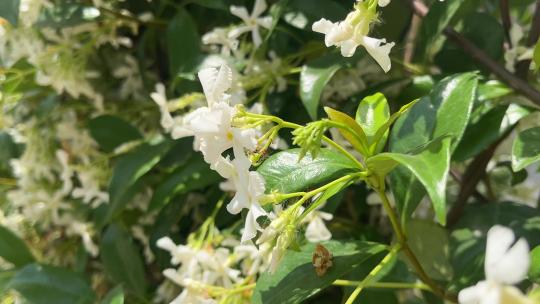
0,0,540,303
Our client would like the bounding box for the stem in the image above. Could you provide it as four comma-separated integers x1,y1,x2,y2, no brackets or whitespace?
376,190,457,303
333,280,431,291
322,136,365,170
516,0,540,79
499,0,513,48
345,245,401,304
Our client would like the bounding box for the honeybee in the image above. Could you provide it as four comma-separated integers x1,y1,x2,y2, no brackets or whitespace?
312,243,333,277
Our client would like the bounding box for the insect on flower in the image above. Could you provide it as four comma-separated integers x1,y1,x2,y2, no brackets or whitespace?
312,243,333,277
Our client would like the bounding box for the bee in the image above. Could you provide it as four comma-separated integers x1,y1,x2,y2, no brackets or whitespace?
312,243,333,277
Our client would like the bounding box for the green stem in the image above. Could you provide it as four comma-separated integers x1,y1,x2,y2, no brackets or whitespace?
345,244,401,304
376,190,457,303
333,280,431,291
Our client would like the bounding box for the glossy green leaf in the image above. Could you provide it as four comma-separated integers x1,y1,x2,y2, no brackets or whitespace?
88,115,142,153
449,202,540,289
417,0,466,60
167,9,201,78
355,93,390,154
454,104,531,161
477,80,512,102
369,136,452,224
252,241,387,304
405,220,452,280
103,141,172,224
9,264,96,304
530,246,540,284
0,0,20,25
100,224,147,299
300,54,342,119
101,286,124,304
285,0,347,30
512,127,540,171
389,73,478,225
257,148,359,194
325,106,369,156
0,225,34,267
148,154,221,211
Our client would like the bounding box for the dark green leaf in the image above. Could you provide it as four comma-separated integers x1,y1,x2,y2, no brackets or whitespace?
251,241,387,304
0,225,34,267
104,141,172,224
300,54,343,119
284,0,347,29
192,0,226,10
530,246,540,284
148,154,221,211
435,13,504,73
0,270,16,294
405,220,452,281
0,0,20,25
257,148,359,194
389,73,478,225
449,202,540,290
9,264,95,304
454,104,530,161
101,286,124,304
416,0,466,60
0,132,21,174
167,9,201,78
100,224,147,299
88,115,142,153
369,136,452,224
512,127,540,171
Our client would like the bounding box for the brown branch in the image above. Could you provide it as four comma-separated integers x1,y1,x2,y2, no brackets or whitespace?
500,0,513,48
516,0,540,78
404,14,422,65
447,125,516,227
404,0,540,107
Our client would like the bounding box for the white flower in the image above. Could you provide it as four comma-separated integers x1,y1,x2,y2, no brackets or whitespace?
458,225,532,304
312,4,395,72
378,0,391,6
220,152,267,243
202,28,239,56
303,205,333,243
229,0,273,46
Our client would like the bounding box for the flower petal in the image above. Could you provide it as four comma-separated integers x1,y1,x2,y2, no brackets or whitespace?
485,225,530,284
360,36,394,73
252,0,267,18
230,5,250,22
312,19,335,35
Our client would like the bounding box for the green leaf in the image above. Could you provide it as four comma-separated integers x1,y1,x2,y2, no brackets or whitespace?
148,154,221,211
477,80,512,102
9,264,96,304
0,0,20,26
355,93,390,154
449,202,540,289
251,240,387,304
101,286,124,304
284,0,347,30
369,136,452,224
0,270,16,294
103,141,172,224
389,73,478,225
530,246,540,284
192,0,226,10
0,225,34,267
435,13,504,73
416,0,466,60
454,104,531,161
257,148,359,194
100,224,147,299
88,115,142,153
512,127,540,171
325,106,369,156
300,54,343,120
167,8,201,78
405,220,452,280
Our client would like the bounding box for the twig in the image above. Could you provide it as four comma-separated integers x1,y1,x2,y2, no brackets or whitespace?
449,169,488,202
404,14,422,65
500,0,513,48
447,124,516,226
404,0,540,107
516,0,540,79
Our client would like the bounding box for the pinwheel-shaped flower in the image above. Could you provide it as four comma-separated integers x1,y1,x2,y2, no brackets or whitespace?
458,225,532,304
229,0,273,47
